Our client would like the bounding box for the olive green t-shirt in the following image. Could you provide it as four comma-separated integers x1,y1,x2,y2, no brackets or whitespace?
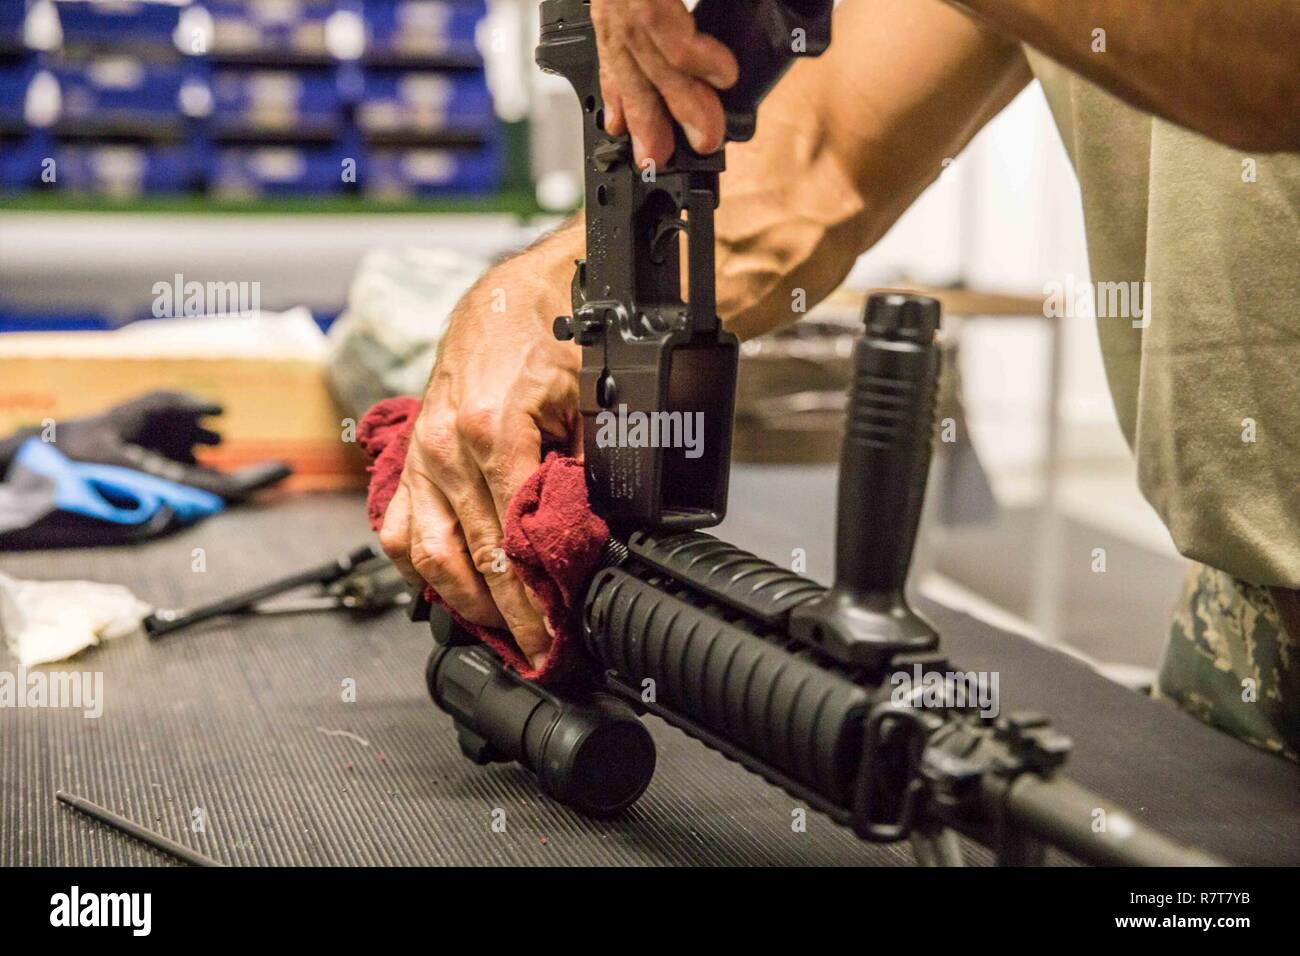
1026,49,1300,588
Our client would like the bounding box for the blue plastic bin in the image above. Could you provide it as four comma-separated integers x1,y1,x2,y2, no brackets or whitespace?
363,137,500,197
358,67,493,135
211,65,342,133
211,143,347,196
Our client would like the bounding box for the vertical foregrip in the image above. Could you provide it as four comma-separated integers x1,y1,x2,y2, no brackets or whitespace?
835,305,941,597
583,566,871,806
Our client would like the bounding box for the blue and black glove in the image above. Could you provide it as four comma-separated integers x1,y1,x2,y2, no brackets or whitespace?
0,391,291,503
0,439,225,550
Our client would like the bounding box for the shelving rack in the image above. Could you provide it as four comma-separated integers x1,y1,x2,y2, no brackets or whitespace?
0,0,502,197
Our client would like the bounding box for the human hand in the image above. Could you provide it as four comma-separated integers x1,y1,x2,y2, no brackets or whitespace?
591,0,739,170
378,254,580,669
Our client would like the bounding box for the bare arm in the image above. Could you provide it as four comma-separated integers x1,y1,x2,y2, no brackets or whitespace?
954,0,1300,151
714,0,1030,338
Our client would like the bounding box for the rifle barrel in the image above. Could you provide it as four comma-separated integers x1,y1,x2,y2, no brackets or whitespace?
1001,773,1223,866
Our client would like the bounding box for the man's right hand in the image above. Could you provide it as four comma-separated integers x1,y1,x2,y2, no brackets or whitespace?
378,239,581,670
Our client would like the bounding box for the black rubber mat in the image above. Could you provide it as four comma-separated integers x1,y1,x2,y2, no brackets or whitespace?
3,491,1297,866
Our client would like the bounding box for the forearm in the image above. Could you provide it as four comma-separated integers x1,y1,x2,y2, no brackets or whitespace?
714,0,1030,340
955,0,1300,151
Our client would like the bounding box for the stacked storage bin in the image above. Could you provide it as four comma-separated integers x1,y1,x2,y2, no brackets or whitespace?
205,0,357,196
49,0,202,194
0,0,501,198
0,1,44,189
358,0,499,197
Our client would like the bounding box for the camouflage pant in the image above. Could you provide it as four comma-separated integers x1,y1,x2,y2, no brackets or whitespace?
1157,563,1300,762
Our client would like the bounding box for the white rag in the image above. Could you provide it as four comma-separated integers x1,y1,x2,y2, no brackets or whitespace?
0,571,151,666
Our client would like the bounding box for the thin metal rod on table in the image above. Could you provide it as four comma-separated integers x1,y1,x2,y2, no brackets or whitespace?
56,790,225,867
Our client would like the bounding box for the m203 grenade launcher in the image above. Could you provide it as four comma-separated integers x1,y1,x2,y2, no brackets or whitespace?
416,0,1221,866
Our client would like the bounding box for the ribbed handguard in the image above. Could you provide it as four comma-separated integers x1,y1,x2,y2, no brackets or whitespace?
582,549,871,808
626,530,826,628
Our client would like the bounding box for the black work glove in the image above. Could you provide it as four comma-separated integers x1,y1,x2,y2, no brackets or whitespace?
0,391,291,503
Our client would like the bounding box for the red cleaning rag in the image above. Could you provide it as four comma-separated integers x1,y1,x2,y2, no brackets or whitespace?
359,397,610,683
